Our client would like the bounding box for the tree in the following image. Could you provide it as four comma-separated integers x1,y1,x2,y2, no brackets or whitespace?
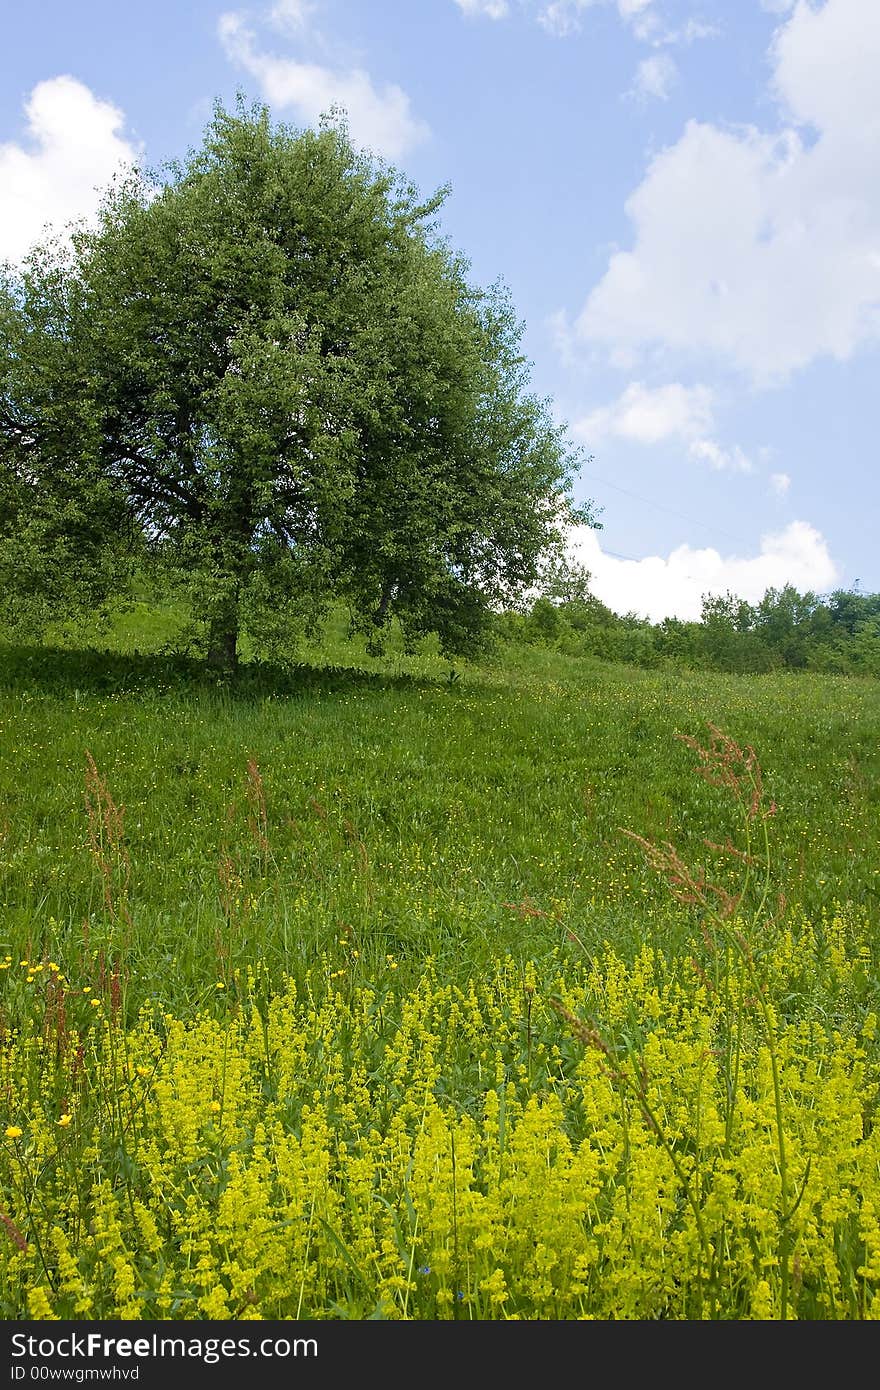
0,99,595,667
697,592,764,672
828,587,880,636
753,584,822,669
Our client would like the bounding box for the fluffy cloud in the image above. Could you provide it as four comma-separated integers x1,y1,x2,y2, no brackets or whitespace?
219,12,428,161
572,382,751,471
576,0,880,381
574,381,713,444
770,471,792,496
0,77,139,264
566,519,838,621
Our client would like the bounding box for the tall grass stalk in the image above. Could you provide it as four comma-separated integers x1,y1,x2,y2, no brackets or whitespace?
556,724,811,1318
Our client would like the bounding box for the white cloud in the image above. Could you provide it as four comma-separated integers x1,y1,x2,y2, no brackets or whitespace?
219,12,428,160
566,519,838,621
571,381,751,471
0,76,140,264
574,381,713,444
689,439,752,473
770,471,791,495
454,0,510,17
576,0,880,382
630,52,678,101
771,0,879,137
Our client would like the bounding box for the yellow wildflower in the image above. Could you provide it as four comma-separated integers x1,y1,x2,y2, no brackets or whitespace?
27,1286,57,1321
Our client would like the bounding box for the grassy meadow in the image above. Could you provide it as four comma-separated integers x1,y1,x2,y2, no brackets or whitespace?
1,607,879,1319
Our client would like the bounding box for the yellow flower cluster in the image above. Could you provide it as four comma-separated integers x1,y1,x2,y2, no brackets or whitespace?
1,912,879,1320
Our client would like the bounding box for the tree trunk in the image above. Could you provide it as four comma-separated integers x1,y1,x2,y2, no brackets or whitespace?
207,600,240,671
206,511,250,671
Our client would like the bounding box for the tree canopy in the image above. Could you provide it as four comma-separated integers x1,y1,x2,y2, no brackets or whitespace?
0,99,595,666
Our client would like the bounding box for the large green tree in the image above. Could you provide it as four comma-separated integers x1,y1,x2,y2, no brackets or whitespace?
0,100,594,666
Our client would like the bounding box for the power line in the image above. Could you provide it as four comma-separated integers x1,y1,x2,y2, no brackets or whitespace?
600,547,644,563
580,469,752,548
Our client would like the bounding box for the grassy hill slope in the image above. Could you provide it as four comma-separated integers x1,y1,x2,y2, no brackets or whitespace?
1,618,879,1318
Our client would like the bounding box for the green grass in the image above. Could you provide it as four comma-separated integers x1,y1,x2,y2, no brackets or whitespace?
0,609,878,1022
2,612,880,1320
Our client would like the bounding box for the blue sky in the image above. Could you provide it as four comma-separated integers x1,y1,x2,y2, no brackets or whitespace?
2,0,877,620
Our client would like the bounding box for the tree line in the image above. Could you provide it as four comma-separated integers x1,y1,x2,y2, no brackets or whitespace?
501,584,880,675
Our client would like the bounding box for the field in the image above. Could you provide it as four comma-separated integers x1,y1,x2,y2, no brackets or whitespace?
1,614,880,1319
